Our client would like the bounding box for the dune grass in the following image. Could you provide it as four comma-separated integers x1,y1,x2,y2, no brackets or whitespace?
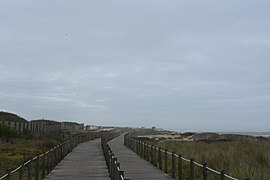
0,131,70,177
135,137,270,179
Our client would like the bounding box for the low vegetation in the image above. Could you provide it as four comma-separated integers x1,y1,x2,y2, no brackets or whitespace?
0,130,71,177
133,129,270,180
0,112,27,122
0,111,73,177
31,119,60,125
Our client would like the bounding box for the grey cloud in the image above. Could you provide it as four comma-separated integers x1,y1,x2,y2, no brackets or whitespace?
0,0,270,131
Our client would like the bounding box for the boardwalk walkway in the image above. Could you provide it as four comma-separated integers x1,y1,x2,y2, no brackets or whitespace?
108,134,173,180
44,138,109,180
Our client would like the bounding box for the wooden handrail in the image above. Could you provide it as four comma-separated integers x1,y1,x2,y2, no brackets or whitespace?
101,132,129,180
124,135,249,180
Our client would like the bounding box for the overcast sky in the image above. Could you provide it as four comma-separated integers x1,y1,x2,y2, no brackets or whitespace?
0,0,270,131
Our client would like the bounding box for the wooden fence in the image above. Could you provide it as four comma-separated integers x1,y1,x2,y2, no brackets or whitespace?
0,120,83,134
124,135,250,180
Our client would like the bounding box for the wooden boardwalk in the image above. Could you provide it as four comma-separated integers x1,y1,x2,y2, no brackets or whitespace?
108,134,173,180
44,138,109,180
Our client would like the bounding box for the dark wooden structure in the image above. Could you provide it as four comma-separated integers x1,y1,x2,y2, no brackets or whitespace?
108,133,173,180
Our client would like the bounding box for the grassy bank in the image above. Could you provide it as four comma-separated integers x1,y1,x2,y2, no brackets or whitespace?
133,130,270,179
0,111,84,178
0,131,71,177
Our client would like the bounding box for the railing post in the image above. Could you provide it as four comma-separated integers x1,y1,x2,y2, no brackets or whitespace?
158,147,162,170
190,158,194,180
153,146,157,166
56,146,59,164
124,137,127,147
220,170,225,180
165,149,168,173
138,141,141,156
203,163,207,180
178,154,183,180
35,155,39,180
151,145,154,164
110,154,114,178
65,142,67,156
50,149,54,169
137,141,139,155
133,139,136,152
113,158,117,180
114,163,117,180
56,147,58,164
140,142,143,157
42,153,46,178
61,144,63,160
117,163,121,180
119,171,124,180
144,143,146,159
109,153,112,177
142,142,145,157
58,145,61,162
172,152,176,178
54,147,57,165
52,149,55,169
138,141,140,155
47,151,51,174
146,143,149,161
28,159,33,180
19,164,24,180
128,138,130,148
67,141,70,153
62,142,65,155
6,169,11,180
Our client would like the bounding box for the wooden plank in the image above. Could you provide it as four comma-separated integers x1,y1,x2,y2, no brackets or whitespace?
108,134,173,180
44,138,109,180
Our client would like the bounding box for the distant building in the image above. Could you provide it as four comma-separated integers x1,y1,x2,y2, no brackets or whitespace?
85,125,99,130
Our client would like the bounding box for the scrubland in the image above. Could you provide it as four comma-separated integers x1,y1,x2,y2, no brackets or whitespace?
134,129,270,179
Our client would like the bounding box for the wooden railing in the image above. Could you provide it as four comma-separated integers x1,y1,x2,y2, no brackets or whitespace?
124,135,250,180
0,131,102,180
101,132,128,180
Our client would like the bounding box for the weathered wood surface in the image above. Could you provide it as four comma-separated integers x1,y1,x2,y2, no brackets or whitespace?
108,133,173,180
44,138,109,180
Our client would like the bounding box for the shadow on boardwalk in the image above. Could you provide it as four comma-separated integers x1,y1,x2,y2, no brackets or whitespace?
108,133,173,180
44,138,109,180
